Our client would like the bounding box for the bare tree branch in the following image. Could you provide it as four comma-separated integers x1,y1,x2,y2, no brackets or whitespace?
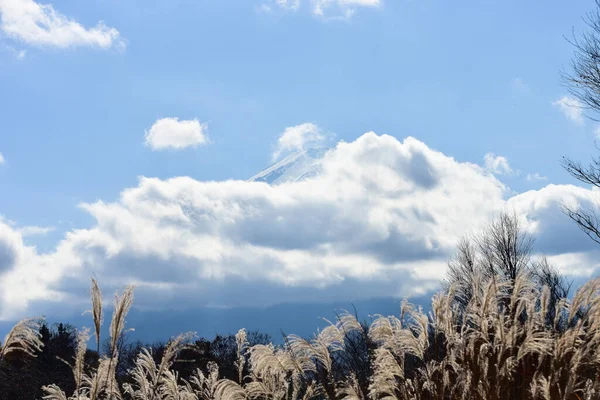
562,0,600,118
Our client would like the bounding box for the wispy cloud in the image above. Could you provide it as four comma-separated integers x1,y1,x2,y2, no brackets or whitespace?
553,96,584,125
262,0,380,18
144,118,209,151
276,0,300,11
510,77,530,94
313,0,381,18
256,4,273,13
272,122,325,161
484,152,513,175
526,173,547,182
18,226,55,237
0,0,124,49
0,152,4,165
2,44,27,59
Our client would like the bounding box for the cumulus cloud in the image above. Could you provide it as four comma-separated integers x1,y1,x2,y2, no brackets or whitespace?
484,152,513,175
508,185,600,258
0,0,123,49
553,96,585,125
0,220,66,317
1,132,600,321
544,251,600,281
0,223,19,273
272,123,325,160
0,152,4,164
144,118,209,150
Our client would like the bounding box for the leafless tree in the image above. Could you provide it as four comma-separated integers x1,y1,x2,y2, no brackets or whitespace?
445,212,533,302
561,156,600,245
477,211,534,281
444,212,571,326
561,0,600,245
563,0,600,116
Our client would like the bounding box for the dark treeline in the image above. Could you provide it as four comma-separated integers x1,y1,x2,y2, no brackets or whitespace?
0,323,273,399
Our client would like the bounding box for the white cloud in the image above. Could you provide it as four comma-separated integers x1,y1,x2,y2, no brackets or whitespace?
1,44,26,59
544,251,600,278
272,122,325,160
265,0,379,18
507,184,600,256
1,132,600,321
144,118,209,151
276,0,300,10
0,152,4,164
0,133,507,319
312,0,381,17
18,226,54,237
553,96,584,125
258,0,299,13
0,0,123,49
484,152,513,175
526,173,547,182
257,4,273,13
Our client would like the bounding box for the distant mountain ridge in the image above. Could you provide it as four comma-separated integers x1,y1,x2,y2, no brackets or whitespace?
0,294,432,346
249,147,330,185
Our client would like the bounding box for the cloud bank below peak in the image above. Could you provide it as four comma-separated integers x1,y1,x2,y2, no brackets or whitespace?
0,132,599,321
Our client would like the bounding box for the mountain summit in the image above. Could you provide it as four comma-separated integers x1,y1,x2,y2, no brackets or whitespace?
249,148,330,185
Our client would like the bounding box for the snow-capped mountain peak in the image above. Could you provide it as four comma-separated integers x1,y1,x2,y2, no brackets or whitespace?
249,148,330,185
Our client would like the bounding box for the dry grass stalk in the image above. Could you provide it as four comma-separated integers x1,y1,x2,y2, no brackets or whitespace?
0,317,43,358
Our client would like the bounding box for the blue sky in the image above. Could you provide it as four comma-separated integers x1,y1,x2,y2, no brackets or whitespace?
1,0,600,340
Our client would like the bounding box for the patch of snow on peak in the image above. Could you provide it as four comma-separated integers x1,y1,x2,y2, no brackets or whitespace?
249,148,330,185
